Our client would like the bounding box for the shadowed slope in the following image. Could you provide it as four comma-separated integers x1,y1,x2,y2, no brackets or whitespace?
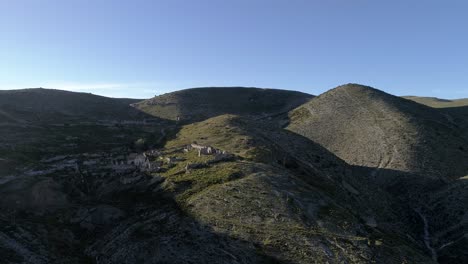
0,88,170,176
0,88,146,123
403,96,468,108
287,84,468,181
134,87,313,123
403,96,468,139
424,176,468,263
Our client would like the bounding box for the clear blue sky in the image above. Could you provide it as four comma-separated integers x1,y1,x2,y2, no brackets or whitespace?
0,0,467,98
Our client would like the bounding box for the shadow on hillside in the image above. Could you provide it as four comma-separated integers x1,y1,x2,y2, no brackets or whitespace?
280,100,468,181
248,113,468,261
349,165,446,195
85,183,283,263
0,159,282,263
0,101,181,177
442,105,468,126
349,165,468,264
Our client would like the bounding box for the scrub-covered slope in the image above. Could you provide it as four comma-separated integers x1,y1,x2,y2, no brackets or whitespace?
287,84,468,181
152,114,433,263
134,87,313,122
0,114,433,263
1,86,465,263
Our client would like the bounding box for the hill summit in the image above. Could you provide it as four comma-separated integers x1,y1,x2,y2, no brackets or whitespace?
287,83,468,181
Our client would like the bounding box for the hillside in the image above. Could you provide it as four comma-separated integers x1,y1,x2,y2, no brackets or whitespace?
134,87,313,122
423,177,468,263
404,95,468,136
0,88,170,176
0,114,433,263
156,115,433,263
403,96,468,108
287,84,468,181
0,86,466,263
0,88,147,123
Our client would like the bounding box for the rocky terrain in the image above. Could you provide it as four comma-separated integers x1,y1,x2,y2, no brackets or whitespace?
287,84,468,181
0,85,466,263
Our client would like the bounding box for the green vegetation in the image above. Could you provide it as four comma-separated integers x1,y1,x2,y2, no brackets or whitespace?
287,105,312,124
161,159,244,203
164,114,272,160
158,116,263,203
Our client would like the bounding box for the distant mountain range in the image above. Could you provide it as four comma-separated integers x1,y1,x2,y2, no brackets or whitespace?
0,84,466,263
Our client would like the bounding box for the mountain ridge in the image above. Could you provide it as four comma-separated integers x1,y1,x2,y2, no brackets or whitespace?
0,84,466,263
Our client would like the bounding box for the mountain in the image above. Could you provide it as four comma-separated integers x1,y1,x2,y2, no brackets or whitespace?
134,87,313,123
154,114,432,263
0,113,433,263
0,88,147,123
0,86,466,263
286,84,468,262
287,84,468,181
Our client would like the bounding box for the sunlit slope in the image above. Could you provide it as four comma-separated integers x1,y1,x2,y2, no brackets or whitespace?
149,114,432,263
287,84,468,180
